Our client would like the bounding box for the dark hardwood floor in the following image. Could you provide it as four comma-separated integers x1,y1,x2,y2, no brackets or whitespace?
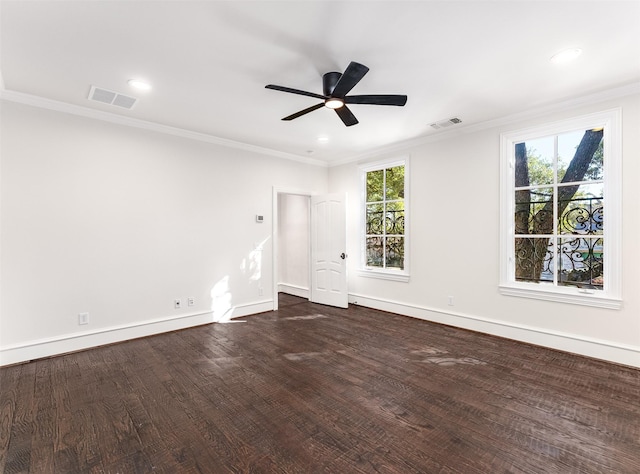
1,294,638,473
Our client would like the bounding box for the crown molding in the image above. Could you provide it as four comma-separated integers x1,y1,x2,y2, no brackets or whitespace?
3,80,638,170
0,88,329,168
329,81,640,167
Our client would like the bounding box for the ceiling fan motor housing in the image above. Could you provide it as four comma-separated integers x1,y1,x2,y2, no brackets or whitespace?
323,72,342,96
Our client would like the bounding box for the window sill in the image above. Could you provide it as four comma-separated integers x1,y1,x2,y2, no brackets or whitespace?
358,269,410,282
499,284,622,310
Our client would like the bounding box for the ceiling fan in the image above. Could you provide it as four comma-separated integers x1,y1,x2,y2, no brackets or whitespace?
265,61,407,127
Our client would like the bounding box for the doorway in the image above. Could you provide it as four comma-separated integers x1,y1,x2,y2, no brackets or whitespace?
272,189,348,311
273,191,311,310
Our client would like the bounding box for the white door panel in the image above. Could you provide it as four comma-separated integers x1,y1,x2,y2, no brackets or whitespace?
310,193,348,308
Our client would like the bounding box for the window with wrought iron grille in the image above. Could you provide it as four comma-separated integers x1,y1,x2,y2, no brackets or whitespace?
360,158,409,281
499,109,621,309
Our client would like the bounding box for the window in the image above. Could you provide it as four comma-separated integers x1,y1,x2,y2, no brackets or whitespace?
359,158,409,281
499,109,621,309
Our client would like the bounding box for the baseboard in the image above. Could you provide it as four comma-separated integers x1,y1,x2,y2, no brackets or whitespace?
5,295,636,368
349,293,640,369
277,283,310,299
229,300,274,319
0,299,274,366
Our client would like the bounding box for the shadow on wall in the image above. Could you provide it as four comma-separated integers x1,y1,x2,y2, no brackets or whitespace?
210,236,270,323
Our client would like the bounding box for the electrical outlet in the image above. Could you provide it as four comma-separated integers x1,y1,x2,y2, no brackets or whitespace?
78,312,89,325
187,297,195,307
447,296,454,306
174,299,182,309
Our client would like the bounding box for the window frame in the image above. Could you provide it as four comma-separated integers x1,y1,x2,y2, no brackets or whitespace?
499,109,622,309
358,157,410,282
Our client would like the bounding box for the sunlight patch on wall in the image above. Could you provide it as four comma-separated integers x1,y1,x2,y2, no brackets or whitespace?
211,276,234,323
241,237,270,282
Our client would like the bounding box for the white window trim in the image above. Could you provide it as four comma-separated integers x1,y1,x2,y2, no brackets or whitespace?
358,156,410,282
499,109,622,309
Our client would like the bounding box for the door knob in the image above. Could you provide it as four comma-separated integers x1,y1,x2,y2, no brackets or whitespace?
340,253,347,259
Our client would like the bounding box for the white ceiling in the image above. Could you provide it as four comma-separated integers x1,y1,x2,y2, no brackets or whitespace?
2,1,639,165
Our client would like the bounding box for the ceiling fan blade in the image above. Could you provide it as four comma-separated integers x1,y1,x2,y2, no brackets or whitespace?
282,103,325,121
266,84,326,100
331,62,369,98
345,94,407,106
335,105,359,127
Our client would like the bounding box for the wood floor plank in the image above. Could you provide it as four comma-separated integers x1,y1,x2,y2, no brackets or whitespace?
1,362,37,474
0,366,20,473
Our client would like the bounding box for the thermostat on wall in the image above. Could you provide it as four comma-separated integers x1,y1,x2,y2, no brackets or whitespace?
256,215,264,223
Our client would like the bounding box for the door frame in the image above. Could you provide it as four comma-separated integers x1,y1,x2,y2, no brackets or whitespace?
271,186,313,311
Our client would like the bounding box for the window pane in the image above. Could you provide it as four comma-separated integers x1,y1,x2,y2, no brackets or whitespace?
366,169,384,202
385,165,404,200
363,162,406,273
558,183,603,235
514,187,553,235
558,130,583,182
366,203,384,234
517,137,554,187
558,237,603,290
385,202,404,235
514,237,554,283
385,237,404,270
558,129,604,182
366,237,383,267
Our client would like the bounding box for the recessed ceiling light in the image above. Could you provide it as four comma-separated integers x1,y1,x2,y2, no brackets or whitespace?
550,48,582,64
127,79,152,90
317,136,329,143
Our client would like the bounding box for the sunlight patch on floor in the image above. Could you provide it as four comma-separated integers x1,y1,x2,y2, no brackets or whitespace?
283,352,325,361
283,314,328,321
421,357,487,367
410,346,448,356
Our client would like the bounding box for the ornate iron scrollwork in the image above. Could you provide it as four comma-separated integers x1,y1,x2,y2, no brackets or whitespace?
514,195,604,288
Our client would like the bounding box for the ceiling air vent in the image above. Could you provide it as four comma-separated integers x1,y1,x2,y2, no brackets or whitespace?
88,85,137,109
429,117,462,130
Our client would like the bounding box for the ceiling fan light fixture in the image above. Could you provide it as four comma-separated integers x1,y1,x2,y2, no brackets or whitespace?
325,98,344,109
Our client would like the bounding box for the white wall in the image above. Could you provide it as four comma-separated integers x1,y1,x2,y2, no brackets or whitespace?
329,91,640,368
277,193,309,297
0,101,327,364
2,91,638,368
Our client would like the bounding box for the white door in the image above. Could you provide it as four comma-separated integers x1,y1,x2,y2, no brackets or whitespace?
310,193,348,308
